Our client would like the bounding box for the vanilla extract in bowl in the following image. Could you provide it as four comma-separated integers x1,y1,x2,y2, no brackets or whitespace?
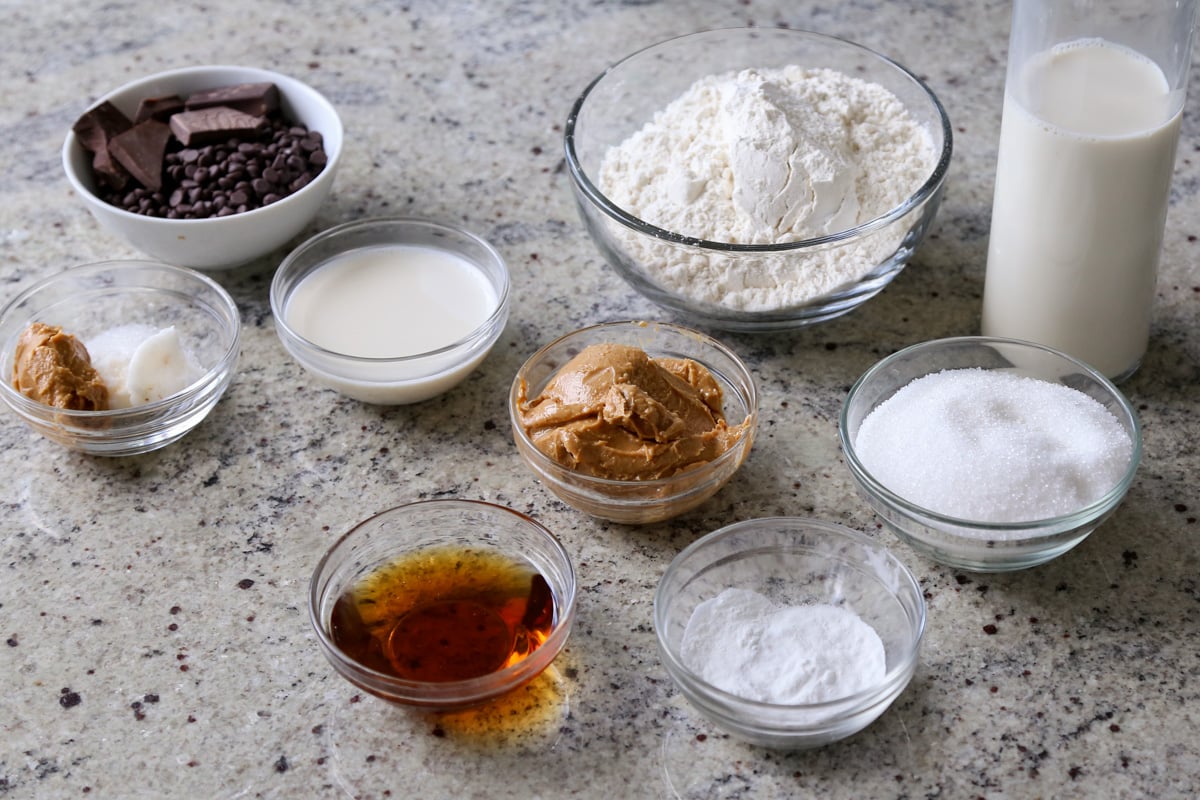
330,545,556,683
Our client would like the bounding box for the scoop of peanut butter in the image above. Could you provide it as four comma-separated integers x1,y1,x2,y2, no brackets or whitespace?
517,343,748,481
12,322,109,410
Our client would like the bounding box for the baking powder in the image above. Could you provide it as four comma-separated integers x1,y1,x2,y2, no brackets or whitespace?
599,66,935,311
679,587,886,705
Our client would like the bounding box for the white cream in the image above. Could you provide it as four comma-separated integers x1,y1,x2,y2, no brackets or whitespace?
983,39,1181,379
87,324,204,408
283,244,500,404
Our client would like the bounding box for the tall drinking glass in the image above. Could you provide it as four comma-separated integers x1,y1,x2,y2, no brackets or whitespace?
981,0,1197,380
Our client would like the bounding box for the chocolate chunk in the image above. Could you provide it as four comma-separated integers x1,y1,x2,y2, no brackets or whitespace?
169,106,266,146
184,82,280,117
134,94,185,124
109,120,172,192
73,101,133,190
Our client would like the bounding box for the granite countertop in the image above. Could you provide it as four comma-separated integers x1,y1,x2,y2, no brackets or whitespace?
2,1,1199,797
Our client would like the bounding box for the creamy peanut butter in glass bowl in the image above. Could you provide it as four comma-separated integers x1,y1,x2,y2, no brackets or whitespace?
509,321,758,524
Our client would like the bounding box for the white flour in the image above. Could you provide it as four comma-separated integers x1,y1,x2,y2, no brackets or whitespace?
598,66,936,311
679,587,886,706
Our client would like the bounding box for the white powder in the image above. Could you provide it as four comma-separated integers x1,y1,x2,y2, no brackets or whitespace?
854,369,1133,523
87,324,204,408
679,587,886,706
598,66,936,312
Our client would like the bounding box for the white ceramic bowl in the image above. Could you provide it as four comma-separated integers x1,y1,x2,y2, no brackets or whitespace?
63,65,343,270
654,518,925,749
0,260,240,456
565,28,951,331
839,337,1142,571
271,217,510,405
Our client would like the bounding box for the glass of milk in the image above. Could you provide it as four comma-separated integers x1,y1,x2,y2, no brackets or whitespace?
982,0,1197,381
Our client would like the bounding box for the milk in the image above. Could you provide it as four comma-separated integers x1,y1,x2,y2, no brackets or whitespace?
982,39,1181,380
286,244,498,358
283,244,501,403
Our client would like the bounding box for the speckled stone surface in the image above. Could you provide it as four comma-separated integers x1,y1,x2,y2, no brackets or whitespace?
2,1,1199,797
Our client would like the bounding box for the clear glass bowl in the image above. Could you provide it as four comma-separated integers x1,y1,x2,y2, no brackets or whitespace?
62,65,343,270
270,217,510,405
564,27,952,332
509,321,757,524
654,517,925,749
839,336,1142,572
308,499,577,710
0,260,240,456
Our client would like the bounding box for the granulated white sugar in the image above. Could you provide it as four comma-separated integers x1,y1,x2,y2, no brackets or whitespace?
853,368,1132,522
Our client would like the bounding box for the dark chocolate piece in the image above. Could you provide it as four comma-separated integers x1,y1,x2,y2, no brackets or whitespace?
72,101,133,190
134,94,185,124
168,106,266,147
184,82,280,117
108,119,172,191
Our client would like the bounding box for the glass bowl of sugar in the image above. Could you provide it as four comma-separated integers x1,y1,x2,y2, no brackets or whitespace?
653,517,925,749
564,27,952,332
839,336,1142,572
270,217,510,404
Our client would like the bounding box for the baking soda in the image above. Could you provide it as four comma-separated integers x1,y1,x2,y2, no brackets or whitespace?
679,587,886,705
854,369,1132,522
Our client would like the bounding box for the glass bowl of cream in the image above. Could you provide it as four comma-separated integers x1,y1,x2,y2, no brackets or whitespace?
839,336,1142,572
270,217,510,404
654,517,925,749
564,27,952,332
508,321,757,524
0,260,240,456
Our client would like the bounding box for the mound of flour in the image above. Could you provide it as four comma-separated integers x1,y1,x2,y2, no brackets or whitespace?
598,66,936,311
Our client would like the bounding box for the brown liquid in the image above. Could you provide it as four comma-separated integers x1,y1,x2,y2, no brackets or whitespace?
330,545,556,683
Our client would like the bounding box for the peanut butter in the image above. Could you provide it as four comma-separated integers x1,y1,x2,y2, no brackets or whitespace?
12,322,109,410
517,343,748,481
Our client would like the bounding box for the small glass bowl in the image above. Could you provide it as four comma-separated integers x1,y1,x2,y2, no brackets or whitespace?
62,65,343,270
0,260,240,456
839,337,1142,572
270,217,510,405
654,517,925,749
509,321,757,524
308,499,577,710
564,27,952,332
